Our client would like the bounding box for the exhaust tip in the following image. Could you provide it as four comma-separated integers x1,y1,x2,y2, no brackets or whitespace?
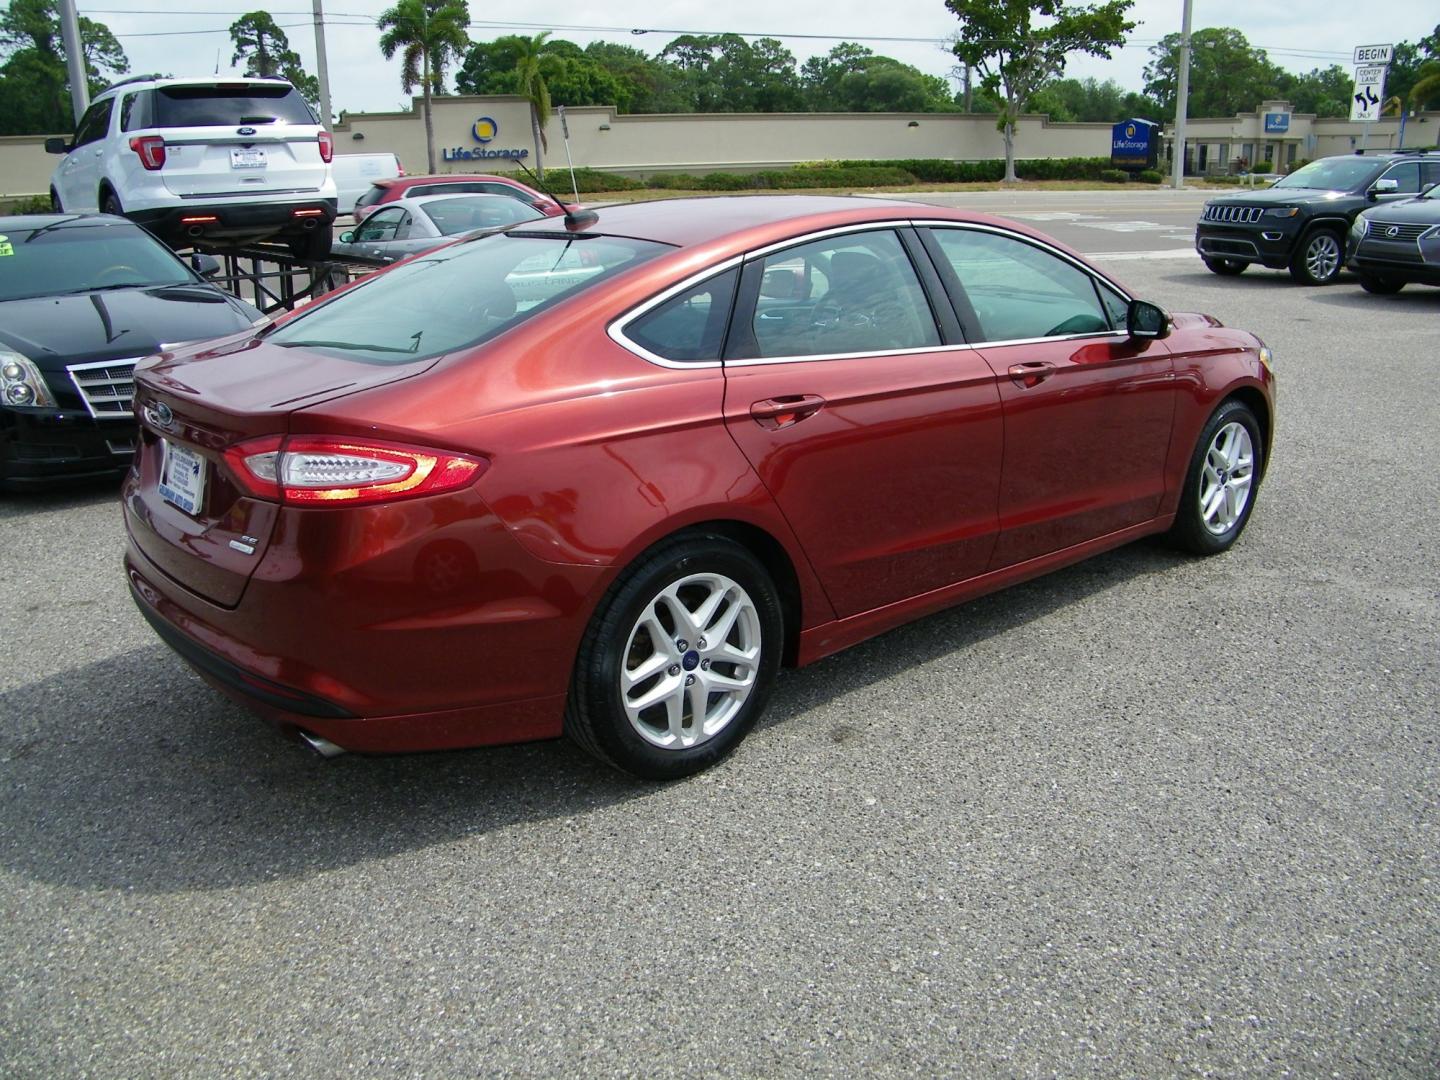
297,729,347,758
186,224,204,238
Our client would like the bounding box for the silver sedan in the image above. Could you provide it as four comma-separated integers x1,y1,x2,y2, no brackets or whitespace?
334,192,547,263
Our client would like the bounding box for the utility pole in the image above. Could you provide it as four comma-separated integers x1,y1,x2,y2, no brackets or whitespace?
312,0,333,127
1170,0,1193,189
57,0,89,124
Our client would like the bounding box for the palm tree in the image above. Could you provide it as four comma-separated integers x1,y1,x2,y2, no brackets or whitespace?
377,0,470,173
1383,61,1440,148
512,32,553,180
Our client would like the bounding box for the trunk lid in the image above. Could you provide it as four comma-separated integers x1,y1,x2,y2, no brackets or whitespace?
127,335,436,607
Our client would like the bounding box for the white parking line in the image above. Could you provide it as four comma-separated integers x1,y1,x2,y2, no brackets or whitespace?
1083,249,1200,261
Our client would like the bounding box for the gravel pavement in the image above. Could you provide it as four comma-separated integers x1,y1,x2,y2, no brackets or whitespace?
1,197,1436,1078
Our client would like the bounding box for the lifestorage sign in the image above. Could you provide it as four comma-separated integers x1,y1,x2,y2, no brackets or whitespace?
1110,118,1158,170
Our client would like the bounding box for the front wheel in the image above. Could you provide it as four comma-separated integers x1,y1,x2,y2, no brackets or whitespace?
1167,399,1264,556
1204,257,1247,276
1358,274,1404,295
1289,228,1343,285
566,536,783,780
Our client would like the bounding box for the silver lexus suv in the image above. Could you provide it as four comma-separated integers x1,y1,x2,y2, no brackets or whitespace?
46,75,338,259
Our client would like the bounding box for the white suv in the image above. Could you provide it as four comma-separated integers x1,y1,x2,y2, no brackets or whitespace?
46,75,338,260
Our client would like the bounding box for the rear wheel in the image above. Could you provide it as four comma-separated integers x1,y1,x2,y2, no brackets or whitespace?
566,535,783,780
1358,274,1405,295
1203,257,1247,276
287,225,333,262
1288,227,1343,285
49,188,62,212
1167,399,1264,556
101,190,123,218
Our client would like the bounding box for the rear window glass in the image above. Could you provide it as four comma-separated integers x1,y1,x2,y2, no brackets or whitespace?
419,197,544,235
266,233,670,363
355,185,387,209
0,225,192,301
153,84,316,127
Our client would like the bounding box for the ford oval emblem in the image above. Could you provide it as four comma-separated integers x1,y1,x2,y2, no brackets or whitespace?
237,126,256,136
147,401,174,430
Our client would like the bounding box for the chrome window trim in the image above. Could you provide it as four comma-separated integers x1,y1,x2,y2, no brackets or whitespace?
609,218,1136,369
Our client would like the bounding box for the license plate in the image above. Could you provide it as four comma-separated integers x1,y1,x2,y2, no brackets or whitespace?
159,440,206,515
231,148,267,169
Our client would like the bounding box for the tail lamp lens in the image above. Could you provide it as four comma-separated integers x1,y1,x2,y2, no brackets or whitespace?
224,436,484,505
317,131,334,163
129,135,166,170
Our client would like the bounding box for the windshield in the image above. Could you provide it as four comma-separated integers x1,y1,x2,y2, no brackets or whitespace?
420,197,544,236
0,225,193,302
266,232,670,363
1273,157,1383,191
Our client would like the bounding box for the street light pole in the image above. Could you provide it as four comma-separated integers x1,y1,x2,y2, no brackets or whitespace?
1170,0,1193,189
312,0,333,127
57,0,90,124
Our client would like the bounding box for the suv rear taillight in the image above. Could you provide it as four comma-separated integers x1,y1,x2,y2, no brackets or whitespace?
317,131,334,163
224,436,485,506
129,135,166,170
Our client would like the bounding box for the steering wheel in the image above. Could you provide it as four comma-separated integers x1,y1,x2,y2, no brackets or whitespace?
93,265,140,285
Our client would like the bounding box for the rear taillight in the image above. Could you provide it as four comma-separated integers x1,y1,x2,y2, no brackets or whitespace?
224,436,485,506
317,131,334,163
129,135,166,170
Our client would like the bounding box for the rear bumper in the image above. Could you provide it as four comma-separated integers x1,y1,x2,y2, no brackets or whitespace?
122,475,606,753
128,198,337,246
0,406,134,487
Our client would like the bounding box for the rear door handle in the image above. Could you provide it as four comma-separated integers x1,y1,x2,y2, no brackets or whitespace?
750,394,826,430
1008,361,1056,388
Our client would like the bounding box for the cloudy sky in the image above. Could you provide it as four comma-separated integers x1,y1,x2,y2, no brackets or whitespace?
80,0,1438,117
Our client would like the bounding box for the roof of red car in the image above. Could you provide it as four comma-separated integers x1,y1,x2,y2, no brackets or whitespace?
523,194,933,249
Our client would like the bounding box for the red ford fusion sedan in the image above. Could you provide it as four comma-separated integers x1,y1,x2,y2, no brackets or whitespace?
124,196,1275,779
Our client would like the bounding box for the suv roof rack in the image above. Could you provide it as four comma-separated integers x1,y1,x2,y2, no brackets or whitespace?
102,73,165,92
1353,147,1438,156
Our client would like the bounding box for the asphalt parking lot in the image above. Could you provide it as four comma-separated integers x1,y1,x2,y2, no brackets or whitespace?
2,190,1437,1077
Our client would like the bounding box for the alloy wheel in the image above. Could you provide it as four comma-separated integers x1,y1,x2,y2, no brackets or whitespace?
1304,232,1340,282
1199,421,1255,535
620,572,761,750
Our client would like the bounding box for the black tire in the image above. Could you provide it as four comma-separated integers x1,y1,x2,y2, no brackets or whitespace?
1358,274,1405,295
1203,257,1247,276
1288,227,1343,285
566,534,784,780
1167,399,1265,556
101,190,123,217
287,225,333,262
50,188,62,212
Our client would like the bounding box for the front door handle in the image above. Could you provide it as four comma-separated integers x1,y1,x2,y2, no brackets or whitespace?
1008,361,1056,388
750,394,826,430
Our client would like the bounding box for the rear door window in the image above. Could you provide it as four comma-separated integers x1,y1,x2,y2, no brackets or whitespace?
623,269,739,363
73,98,114,146
153,84,317,127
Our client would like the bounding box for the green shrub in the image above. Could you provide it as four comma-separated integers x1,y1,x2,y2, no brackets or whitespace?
1210,175,1243,185
695,172,756,191
559,168,644,194
755,166,918,189
5,193,54,215
1136,169,1164,184
646,172,704,189
1099,169,1130,184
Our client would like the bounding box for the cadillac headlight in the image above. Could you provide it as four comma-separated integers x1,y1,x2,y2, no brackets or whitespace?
0,348,56,408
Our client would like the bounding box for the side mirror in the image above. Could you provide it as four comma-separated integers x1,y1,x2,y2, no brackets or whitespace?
44,137,71,155
1127,299,1170,340
1421,181,1438,197
1369,177,1400,199
190,252,221,279
339,231,354,243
